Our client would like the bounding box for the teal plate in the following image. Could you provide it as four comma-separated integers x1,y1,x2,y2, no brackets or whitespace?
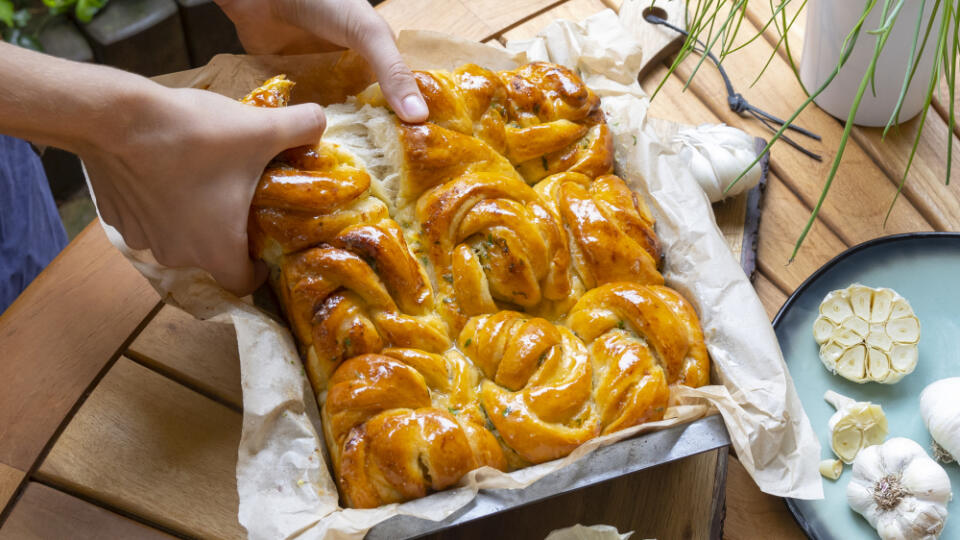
776,233,960,540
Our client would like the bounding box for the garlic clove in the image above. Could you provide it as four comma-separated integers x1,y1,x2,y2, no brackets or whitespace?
813,284,920,384
886,317,920,344
848,285,873,320
841,315,869,337
833,424,865,463
836,345,866,381
821,292,853,323
866,348,891,382
812,316,836,343
889,345,918,374
870,289,893,323
819,458,843,480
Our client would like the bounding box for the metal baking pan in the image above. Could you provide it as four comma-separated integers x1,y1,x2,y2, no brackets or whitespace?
367,414,730,539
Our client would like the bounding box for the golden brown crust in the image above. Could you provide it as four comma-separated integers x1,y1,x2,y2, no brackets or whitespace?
242,63,710,509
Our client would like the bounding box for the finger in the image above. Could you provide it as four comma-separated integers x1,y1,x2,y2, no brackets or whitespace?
206,235,268,297
265,102,327,154
352,17,428,123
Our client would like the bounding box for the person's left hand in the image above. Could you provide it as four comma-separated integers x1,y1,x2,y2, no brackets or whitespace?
214,0,429,123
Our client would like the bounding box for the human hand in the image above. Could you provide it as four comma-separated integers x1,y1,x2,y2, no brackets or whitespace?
82,81,326,295
215,0,429,123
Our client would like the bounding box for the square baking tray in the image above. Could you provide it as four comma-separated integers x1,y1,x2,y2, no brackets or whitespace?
366,414,730,539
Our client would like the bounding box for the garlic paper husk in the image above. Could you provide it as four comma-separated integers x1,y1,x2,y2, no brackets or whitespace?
920,378,960,464
847,438,952,540
673,124,763,201
813,284,920,384
825,390,888,463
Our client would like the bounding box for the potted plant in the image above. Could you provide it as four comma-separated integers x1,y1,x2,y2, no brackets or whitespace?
664,0,959,259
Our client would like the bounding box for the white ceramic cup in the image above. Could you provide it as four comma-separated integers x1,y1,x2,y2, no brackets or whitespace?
800,0,942,127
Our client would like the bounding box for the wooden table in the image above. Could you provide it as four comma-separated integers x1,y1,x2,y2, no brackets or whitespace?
2,0,957,538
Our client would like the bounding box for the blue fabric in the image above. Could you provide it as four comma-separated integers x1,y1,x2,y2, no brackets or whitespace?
0,135,67,313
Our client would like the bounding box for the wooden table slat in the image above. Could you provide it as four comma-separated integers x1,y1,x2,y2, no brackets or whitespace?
757,173,849,292
499,0,609,42
127,305,242,410
723,458,807,540
0,482,175,540
0,221,161,472
753,272,789,321
0,464,24,515
36,357,243,539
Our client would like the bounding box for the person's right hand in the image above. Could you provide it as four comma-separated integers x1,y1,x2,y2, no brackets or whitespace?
214,0,429,123
81,80,326,295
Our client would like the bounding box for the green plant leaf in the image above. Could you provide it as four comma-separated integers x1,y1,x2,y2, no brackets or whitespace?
74,0,105,23
42,0,76,16
0,0,14,28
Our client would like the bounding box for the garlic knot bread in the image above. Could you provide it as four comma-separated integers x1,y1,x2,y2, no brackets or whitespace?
243,62,710,509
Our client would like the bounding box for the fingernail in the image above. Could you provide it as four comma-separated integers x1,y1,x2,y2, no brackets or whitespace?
400,95,429,121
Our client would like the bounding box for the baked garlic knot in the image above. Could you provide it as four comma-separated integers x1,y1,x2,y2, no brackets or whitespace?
240,64,711,509
323,352,505,509
460,311,598,464
418,172,572,328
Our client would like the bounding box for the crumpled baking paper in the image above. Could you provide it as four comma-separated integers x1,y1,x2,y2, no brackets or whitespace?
545,524,634,540
91,4,822,540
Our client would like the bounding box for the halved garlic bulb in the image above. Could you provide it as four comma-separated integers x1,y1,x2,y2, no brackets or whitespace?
813,284,920,384
825,390,888,463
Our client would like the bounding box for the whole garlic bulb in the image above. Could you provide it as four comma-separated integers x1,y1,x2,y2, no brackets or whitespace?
847,438,952,540
920,378,960,463
825,390,888,463
813,284,920,384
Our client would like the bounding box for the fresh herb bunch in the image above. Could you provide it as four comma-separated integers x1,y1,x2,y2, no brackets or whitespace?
659,0,960,260
0,0,108,50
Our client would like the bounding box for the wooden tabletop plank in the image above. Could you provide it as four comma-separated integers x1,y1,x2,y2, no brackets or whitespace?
428,449,723,539
499,0,609,42
0,221,160,472
754,273,789,320
462,0,565,39
745,5,960,232
0,482,175,540
376,0,493,42
0,463,24,515
723,458,806,540
757,173,849,292
36,357,243,539
127,305,242,410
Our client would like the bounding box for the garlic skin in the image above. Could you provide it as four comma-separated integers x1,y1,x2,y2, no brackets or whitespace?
825,390,888,463
820,458,843,480
847,438,952,540
813,284,920,384
920,378,960,464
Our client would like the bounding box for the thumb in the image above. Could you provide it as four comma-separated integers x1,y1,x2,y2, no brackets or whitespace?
357,25,429,123
267,102,327,152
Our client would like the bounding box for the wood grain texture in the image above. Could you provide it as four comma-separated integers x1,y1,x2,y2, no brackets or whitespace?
0,463,24,514
36,358,243,539
377,0,492,41
127,304,242,410
746,4,960,231
758,173,848,292
461,0,563,38
723,457,806,540
0,221,160,471
0,483,175,540
616,0,687,80
754,273,789,322
426,449,722,540
499,0,609,42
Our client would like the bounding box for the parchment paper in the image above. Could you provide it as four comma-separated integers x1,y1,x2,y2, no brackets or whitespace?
92,5,822,540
